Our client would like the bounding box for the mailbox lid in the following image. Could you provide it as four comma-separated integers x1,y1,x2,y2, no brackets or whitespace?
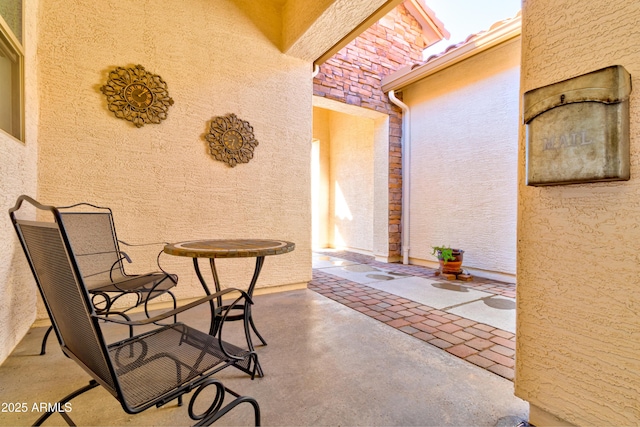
523,65,631,124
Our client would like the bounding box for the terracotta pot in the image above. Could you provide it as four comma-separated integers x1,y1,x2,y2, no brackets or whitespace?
438,249,464,274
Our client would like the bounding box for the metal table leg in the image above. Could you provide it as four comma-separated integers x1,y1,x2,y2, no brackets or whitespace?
193,256,266,377
193,258,217,336
211,257,267,379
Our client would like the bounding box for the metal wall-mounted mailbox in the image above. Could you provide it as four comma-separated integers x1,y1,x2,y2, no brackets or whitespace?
523,65,632,186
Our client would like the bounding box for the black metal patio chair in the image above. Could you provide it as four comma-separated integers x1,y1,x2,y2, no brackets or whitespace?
9,195,260,426
38,201,179,355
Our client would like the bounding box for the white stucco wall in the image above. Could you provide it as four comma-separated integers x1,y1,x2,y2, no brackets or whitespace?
517,1,640,425
0,0,39,363
403,38,520,279
32,0,312,319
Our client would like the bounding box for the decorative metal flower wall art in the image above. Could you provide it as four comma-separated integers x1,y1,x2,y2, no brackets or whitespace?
100,64,174,127
205,113,259,167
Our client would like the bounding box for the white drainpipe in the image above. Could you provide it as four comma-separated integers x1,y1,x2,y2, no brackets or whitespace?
388,90,410,265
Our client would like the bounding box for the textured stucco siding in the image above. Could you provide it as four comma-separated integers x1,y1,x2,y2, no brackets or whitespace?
0,0,39,363
312,107,331,249
282,0,336,52
517,1,640,425
34,0,312,319
329,110,375,253
313,99,389,258
285,0,396,61
404,39,520,278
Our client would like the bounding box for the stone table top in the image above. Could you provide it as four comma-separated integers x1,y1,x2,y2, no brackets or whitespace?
164,239,295,258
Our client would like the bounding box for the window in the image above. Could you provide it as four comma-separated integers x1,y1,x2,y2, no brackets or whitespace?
0,1,23,141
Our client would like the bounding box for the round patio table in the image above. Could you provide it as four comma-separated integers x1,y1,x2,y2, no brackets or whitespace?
164,239,295,377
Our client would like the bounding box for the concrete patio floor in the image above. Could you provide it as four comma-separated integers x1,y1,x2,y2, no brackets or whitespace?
0,285,528,426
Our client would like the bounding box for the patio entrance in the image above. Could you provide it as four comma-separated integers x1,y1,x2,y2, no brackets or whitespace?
311,96,392,261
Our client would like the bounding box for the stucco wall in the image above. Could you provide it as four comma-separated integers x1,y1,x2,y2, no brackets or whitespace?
34,0,311,319
403,39,520,279
517,1,640,425
313,98,390,258
328,110,375,253
0,0,39,363
312,107,331,249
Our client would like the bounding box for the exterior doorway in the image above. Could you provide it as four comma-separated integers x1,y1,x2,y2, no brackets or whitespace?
311,97,391,261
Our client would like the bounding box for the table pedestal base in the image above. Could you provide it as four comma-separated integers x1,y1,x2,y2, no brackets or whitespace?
194,257,266,377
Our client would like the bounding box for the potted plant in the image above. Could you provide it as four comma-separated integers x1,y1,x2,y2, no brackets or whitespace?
431,246,464,274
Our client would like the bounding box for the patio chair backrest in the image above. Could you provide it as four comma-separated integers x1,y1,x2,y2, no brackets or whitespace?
10,196,118,395
58,209,126,290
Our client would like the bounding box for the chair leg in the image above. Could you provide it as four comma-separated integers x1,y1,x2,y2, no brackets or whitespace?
169,290,178,323
249,353,260,380
194,395,261,426
33,380,99,426
40,325,54,355
144,289,178,324
189,379,261,426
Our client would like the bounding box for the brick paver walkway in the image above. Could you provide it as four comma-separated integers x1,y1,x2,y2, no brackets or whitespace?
308,251,516,380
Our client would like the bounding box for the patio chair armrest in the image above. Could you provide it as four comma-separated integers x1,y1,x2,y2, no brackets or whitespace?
118,252,132,263
93,288,252,326
118,239,169,247
117,240,175,278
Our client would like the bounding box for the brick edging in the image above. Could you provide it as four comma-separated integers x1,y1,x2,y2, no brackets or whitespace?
309,267,516,381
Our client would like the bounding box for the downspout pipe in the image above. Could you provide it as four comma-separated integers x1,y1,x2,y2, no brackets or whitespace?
388,90,410,265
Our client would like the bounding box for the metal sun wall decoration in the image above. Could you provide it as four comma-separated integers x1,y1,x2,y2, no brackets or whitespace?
205,113,259,167
100,64,174,128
